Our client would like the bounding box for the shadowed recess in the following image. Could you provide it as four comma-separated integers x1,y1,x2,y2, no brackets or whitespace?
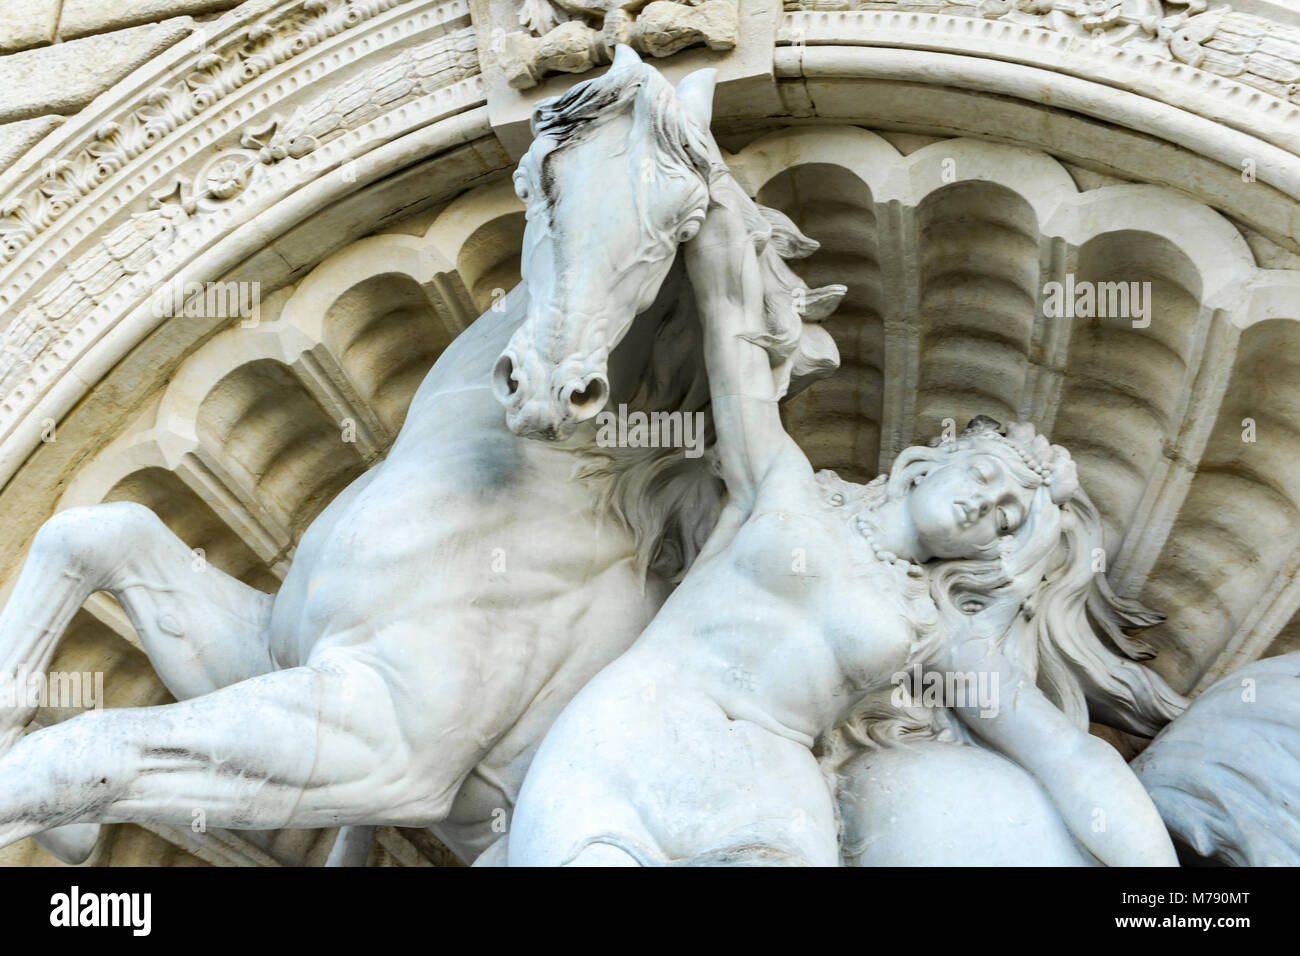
913,181,1039,440
323,273,452,435
1141,318,1300,691
759,163,883,482
196,360,367,539
456,213,526,314
1053,231,1202,553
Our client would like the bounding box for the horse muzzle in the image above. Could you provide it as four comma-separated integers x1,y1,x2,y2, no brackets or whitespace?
493,350,609,441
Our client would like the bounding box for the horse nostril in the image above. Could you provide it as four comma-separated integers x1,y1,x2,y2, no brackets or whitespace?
565,376,608,421
492,354,519,404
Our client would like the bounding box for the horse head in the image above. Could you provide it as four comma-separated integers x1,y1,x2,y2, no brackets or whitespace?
493,45,721,441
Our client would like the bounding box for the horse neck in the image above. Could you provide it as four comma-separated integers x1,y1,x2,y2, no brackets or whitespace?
387,285,540,460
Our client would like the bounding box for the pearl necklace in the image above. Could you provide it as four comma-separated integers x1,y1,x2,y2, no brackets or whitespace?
853,510,925,579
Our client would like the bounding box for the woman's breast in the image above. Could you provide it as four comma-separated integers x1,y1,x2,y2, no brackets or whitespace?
694,507,927,718
819,569,921,694
748,507,930,690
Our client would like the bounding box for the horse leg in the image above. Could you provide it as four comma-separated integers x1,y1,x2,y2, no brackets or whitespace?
1,501,276,741
0,501,276,860
0,649,442,848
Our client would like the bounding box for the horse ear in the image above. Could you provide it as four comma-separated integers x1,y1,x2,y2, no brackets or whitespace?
529,95,559,137
612,43,642,71
675,68,717,130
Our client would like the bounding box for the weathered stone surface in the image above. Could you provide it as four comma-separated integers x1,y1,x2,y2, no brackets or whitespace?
0,0,1299,870
0,0,59,53
472,0,778,157
0,18,193,123
58,0,245,41
0,114,61,174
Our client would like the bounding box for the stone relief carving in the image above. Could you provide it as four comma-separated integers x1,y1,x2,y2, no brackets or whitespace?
0,0,479,426
145,32,479,222
783,0,1300,104
2,48,1299,867
0,0,411,270
493,0,738,89
1166,5,1300,101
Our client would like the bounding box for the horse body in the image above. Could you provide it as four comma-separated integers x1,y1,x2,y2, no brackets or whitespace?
0,277,691,862
266,293,670,853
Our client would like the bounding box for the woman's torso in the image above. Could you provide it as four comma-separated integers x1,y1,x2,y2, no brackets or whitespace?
629,467,930,742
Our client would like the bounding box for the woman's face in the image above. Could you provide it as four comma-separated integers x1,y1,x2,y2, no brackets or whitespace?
907,452,1036,559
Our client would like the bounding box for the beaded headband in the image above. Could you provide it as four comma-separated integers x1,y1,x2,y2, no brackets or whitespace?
931,415,1078,505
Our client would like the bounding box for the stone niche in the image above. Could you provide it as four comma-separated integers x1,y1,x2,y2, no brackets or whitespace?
0,0,1298,865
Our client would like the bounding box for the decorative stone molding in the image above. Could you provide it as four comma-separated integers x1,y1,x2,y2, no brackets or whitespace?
778,10,1300,160
782,1,1300,105
141,28,479,228
0,0,409,269
495,0,739,89
2,0,1300,866
0,0,486,486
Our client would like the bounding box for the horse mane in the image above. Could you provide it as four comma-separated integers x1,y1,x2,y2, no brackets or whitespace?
575,282,719,585
529,56,714,245
532,56,848,583
578,200,846,585
530,55,647,145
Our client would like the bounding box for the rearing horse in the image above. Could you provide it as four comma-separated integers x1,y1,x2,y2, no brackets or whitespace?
0,45,832,865
0,283,696,864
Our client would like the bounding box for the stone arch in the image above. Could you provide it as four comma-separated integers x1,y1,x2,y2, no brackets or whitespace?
3,0,1300,865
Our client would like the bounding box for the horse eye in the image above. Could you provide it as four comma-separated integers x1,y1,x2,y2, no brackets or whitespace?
676,218,701,242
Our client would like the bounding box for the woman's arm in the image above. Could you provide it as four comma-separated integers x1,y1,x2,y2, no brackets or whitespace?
684,183,807,511
940,635,1178,866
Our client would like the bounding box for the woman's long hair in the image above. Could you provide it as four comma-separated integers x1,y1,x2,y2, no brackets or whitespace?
826,417,1188,766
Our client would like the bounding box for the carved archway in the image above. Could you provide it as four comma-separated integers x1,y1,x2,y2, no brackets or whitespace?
3,0,1300,865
